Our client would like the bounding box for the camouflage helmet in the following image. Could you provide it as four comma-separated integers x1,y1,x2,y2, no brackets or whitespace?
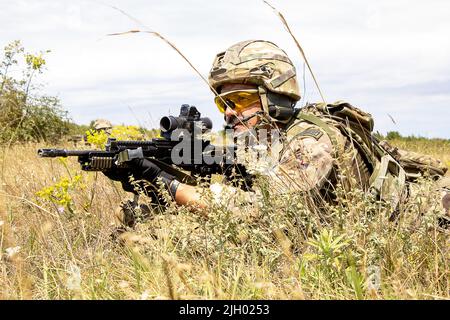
208,40,300,101
93,119,112,130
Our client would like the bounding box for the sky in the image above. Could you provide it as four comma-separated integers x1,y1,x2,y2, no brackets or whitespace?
1,0,449,138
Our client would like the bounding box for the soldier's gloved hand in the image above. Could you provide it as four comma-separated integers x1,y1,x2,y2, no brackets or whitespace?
102,168,130,182
102,168,137,194
129,158,179,197
103,159,180,198
130,158,164,183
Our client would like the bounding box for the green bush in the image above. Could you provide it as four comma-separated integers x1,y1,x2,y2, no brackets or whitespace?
0,40,73,144
386,131,402,140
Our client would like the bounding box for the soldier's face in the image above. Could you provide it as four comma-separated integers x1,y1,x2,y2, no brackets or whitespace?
221,84,263,133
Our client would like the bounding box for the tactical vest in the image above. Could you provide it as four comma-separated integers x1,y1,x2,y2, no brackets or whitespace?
284,101,407,210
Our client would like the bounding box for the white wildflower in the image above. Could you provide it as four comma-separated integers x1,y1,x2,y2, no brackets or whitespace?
66,263,82,291
118,281,129,289
140,290,150,300
5,246,21,258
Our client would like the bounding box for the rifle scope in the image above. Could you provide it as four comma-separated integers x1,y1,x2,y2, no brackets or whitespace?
159,116,212,133
160,105,213,133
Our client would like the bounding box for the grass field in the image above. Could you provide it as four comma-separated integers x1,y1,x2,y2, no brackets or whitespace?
0,138,448,300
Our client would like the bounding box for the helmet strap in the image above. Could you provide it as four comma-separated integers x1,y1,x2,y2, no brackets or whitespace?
258,85,295,124
257,85,277,127
258,86,271,116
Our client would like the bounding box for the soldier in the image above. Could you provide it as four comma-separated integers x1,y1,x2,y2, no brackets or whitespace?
92,119,113,135
105,40,449,227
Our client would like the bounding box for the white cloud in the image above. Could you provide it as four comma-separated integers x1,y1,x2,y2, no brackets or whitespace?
1,0,449,137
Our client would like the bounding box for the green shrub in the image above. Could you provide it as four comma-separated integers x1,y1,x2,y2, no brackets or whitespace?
0,40,72,144
386,131,402,140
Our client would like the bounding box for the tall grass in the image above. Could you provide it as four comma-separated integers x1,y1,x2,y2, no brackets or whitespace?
0,139,448,299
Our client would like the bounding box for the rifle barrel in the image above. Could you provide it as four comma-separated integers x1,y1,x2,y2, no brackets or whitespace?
37,149,94,157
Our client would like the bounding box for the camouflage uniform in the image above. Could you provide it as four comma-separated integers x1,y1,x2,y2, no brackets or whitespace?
208,105,371,207
207,39,448,221
208,108,449,222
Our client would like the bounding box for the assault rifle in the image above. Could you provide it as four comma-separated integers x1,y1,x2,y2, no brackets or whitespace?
38,104,249,186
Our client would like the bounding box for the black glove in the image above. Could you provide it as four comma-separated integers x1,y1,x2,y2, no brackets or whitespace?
102,168,136,193
130,158,164,183
103,158,180,198
103,167,131,182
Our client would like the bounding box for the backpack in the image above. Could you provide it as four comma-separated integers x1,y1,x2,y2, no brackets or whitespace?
378,140,448,182
290,101,405,208
290,101,448,209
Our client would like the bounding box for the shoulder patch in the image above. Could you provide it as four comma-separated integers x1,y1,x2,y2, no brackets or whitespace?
297,128,324,140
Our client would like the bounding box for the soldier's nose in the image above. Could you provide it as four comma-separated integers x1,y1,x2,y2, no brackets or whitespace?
224,106,237,119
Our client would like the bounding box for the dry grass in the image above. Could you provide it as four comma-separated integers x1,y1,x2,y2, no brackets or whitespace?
0,139,448,300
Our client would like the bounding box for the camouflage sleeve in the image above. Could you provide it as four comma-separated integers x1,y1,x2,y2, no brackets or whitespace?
208,122,338,209
265,122,337,193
